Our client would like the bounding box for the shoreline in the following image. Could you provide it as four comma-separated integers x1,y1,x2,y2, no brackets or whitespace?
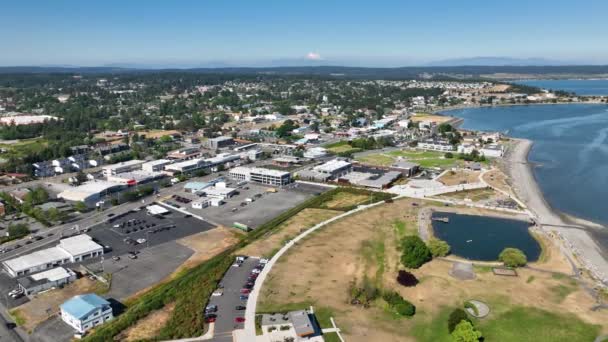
505,138,608,284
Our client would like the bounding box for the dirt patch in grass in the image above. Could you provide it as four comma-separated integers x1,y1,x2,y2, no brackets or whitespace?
176,226,240,272
239,208,340,258
14,277,98,332
119,302,176,341
438,187,498,202
260,199,608,341
483,168,514,195
322,192,370,210
410,113,453,123
437,169,481,186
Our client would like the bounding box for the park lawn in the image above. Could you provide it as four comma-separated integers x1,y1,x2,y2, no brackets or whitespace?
0,138,49,158
410,305,601,342
388,150,445,159
413,158,459,168
355,153,395,166
478,306,601,342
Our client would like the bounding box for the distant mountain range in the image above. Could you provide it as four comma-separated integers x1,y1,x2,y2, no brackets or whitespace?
1,64,608,79
427,56,569,66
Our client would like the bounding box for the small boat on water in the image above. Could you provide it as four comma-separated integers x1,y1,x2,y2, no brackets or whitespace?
466,240,473,243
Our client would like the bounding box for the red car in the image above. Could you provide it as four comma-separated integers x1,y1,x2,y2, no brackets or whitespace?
240,288,251,294
234,317,246,323
205,317,216,323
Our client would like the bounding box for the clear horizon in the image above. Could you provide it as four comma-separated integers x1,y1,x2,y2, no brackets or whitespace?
1,0,608,67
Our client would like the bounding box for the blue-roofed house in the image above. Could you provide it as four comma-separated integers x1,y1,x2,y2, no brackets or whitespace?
60,294,113,333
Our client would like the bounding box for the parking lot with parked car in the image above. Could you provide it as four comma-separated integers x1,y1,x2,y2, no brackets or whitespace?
205,256,266,341
188,182,327,229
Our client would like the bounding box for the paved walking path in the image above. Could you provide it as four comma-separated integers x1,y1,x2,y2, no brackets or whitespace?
241,198,390,340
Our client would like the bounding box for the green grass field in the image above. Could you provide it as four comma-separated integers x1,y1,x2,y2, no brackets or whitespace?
410,305,601,342
356,149,460,169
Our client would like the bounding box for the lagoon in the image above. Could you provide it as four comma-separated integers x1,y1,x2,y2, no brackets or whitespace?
432,212,540,262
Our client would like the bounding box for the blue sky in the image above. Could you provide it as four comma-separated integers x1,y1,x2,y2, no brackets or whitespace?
1,0,607,67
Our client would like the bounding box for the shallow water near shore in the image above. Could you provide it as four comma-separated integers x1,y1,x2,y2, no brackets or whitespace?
442,104,608,232
432,212,540,261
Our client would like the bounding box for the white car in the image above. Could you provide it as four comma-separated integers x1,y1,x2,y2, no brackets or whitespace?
259,258,269,264
136,238,147,244
232,263,241,268
251,268,261,274
212,289,224,297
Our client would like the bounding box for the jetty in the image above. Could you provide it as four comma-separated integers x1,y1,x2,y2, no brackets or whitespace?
432,217,450,223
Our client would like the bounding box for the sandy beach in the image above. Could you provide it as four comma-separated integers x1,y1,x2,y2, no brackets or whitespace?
505,138,608,285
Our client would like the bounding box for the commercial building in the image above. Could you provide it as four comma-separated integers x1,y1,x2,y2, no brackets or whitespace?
164,158,208,174
418,140,455,152
200,182,236,199
17,267,77,295
106,170,165,186
2,234,104,278
60,294,113,333
184,181,212,193
146,204,169,216
390,160,420,177
167,147,202,160
229,166,291,186
58,180,126,206
480,144,504,158
204,136,235,149
303,147,327,159
297,159,352,182
102,160,145,177
141,159,173,172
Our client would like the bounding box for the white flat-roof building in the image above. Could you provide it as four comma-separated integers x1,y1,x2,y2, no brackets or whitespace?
146,204,169,216
229,167,291,186
141,159,173,172
102,160,145,177
57,180,126,206
2,235,104,278
313,159,352,178
164,158,208,174
17,267,77,295
418,140,455,152
480,144,504,158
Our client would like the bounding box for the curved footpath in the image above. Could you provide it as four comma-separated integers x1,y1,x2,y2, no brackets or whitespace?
239,198,390,341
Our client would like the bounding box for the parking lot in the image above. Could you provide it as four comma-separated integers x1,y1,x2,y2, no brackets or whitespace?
207,257,262,342
184,182,327,229
87,206,215,260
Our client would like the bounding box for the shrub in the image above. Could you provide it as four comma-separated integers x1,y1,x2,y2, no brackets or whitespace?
428,238,451,257
382,290,416,316
448,308,472,333
445,152,454,159
400,235,432,269
396,270,418,287
451,320,482,342
498,247,527,267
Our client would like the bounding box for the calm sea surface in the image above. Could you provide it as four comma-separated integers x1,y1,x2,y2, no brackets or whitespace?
517,79,608,96
432,212,540,261
442,104,608,229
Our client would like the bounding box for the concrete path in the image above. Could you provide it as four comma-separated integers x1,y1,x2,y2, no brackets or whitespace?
241,198,390,340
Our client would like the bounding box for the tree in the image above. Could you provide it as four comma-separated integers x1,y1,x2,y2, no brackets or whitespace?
451,320,482,342
400,235,432,269
8,223,29,237
448,308,472,333
445,152,454,159
74,201,88,212
499,247,527,267
428,238,451,257
396,270,419,287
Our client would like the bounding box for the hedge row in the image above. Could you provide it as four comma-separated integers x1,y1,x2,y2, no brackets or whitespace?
85,187,391,341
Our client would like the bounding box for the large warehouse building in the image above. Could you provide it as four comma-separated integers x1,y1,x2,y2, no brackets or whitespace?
2,235,104,278
229,166,291,186
58,180,126,206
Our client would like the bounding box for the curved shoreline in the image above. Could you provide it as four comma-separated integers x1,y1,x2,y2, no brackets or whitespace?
437,103,608,284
